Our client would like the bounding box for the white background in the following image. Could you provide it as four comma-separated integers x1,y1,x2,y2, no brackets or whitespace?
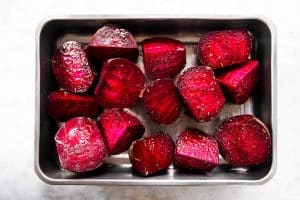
0,0,298,199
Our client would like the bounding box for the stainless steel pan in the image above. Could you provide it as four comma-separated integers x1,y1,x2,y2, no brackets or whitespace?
35,15,277,185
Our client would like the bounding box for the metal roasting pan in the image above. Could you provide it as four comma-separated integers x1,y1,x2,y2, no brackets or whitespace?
35,15,277,185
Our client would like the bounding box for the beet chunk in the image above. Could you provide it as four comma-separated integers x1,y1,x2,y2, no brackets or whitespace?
94,58,146,108
98,109,145,155
214,115,271,166
51,41,95,93
47,91,99,121
177,66,225,122
87,24,138,61
55,117,107,173
129,132,175,176
143,79,182,124
174,129,219,171
217,60,260,104
197,29,252,69
142,38,186,79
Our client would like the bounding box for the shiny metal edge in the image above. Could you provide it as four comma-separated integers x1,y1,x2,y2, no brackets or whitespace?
34,15,277,186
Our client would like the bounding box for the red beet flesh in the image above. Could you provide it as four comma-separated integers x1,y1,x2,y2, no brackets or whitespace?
94,58,146,108
129,132,175,176
174,129,219,171
197,29,252,69
217,60,260,104
177,66,225,122
142,79,182,124
55,117,108,172
87,24,138,61
142,38,186,79
47,91,99,122
214,115,271,166
98,109,145,155
51,41,95,93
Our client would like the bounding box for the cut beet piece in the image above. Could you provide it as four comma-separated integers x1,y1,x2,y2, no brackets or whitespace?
55,117,107,173
129,132,175,176
87,24,138,61
174,129,219,171
142,79,182,124
51,41,95,93
98,108,145,155
217,60,260,104
47,91,99,122
177,66,225,122
214,115,271,166
197,29,253,69
94,58,146,108
142,38,186,79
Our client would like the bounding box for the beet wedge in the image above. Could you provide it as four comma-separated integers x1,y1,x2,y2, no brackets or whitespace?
55,117,107,173
87,24,138,61
174,129,219,171
214,115,271,166
217,60,260,104
142,38,186,79
47,91,100,122
197,29,252,69
98,109,145,155
94,58,146,108
177,66,225,122
142,79,182,124
129,132,175,176
51,41,95,93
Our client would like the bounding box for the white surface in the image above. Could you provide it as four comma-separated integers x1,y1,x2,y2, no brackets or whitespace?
0,0,298,199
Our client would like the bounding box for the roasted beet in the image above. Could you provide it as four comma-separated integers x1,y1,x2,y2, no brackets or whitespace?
177,66,225,122
129,132,175,176
98,109,145,155
47,91,99,121
87,24,138,61
214,115,271,166
94,58,146,108
142,79,182,124
174,129,219,171
142,38,186,79
55,117,107,173
197,29,252,69
51,41,95,93
217,60,260,104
